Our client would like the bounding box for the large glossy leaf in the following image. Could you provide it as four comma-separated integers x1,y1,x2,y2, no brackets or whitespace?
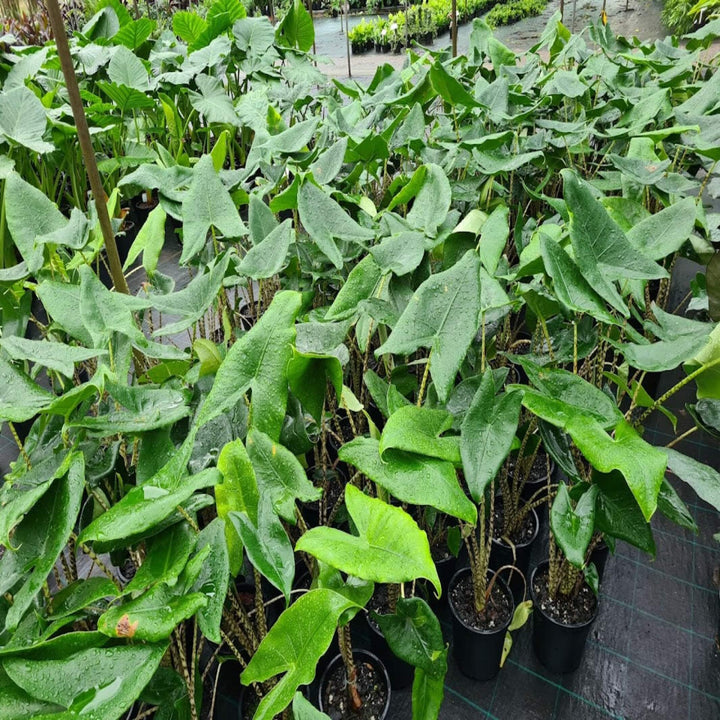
78,467,219,546
566,417,666,521
2,453,84,631
275,0,314,52
338,437,476,524
2,642,166,719
657,477,698,533
237,219,293,279
373,597,446,676
550,483,598,568
241,589,362,720
0,86,53,154
626,197,697,261
180,155,246,262
151,252,232,336
230,494,294,602
664,448,720,511
246,428,320,522
0,355,54,422
376,250,481,403
298,181,374,269
325,254,383,321
5,172,64,272
123,204,166,274
287,349,343,425
412,661,447,720
49,577,119,620
114,16,155,49
124,523,196,594
189,74,240,126
562,170,666,314
0,337,105,378
371,231,426,277
0,450,72,547
98,584,207,641
461,370,522,502
296,485,440,594
198,290,302,437
539,234,617,325
216,439,259,575
406,164,452,237
594,471,655,556
293,692,331,719
107,45,150,91
190,518,230,643
380,405,460,463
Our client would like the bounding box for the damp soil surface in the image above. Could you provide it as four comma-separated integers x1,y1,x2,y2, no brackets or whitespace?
450,572,513,632
321,657,389,720
532,565,597,625
493,501,537,546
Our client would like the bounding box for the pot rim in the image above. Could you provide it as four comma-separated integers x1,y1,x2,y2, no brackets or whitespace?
492,504,540,551
529,560,599,629
448,567,515,636
317,648,391,718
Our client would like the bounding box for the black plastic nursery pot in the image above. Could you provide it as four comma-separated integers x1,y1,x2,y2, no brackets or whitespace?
529,561,599,674
590,540,610,582
318,649,391,720
490,506,540,604
448,568,515,681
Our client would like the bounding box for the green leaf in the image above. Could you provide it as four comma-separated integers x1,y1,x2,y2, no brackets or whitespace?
48,577,119,619
339,437,476,524
373,597,446,675
406,164,451,237
376,250,481,403
429,61,478,107
246,428,320,522
124,204,166,274
380,405,460,463
230,494,294,601
234,17,275,54
479,203,509,275
151,252,232,337
0,451,71,547
217,439,259,575
2,453,84,631
310,137,348,186
326,254,383,320
107,45,150,91
562,170,666,314
567,417,666,521
3,642,166,718
0,355,54,422
198,290,302,437
550,483,598,568
461,370,522,503
69,383,191,434
293,692,331,719
5,172,65,272
298,181,374,269
248,194,278,246
664,447,720,512
594,471,655,556
545,68,587,98
98,584,207,641
276,0,314,52
412,661,446,720
296,485,441,594
684,324,720,400
191,518,230,643
539,234,617,325
657,477,698,534
0,86,53,153
114,17,155,49
238,219,293,279
124,523,196,594
189,74,240,126
263,118,319,154
626,197,697,261
371,231,426,277
79,466,219,546
241,589,361,720
173,11,207,44
287,350,343,425
181,155,246,262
